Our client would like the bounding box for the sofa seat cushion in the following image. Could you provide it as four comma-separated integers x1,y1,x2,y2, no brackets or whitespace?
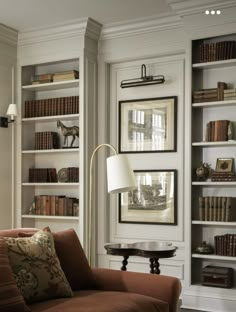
29,290,168,312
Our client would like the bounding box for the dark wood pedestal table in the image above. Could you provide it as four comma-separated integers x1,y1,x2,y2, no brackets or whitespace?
104,241,176,274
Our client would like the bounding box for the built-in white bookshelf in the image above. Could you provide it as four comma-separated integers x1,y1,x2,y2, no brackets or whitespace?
19,58,81,236
188,33,236,308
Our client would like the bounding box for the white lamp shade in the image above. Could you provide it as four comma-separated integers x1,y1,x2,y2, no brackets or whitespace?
6,103,18,119
106,154,137,193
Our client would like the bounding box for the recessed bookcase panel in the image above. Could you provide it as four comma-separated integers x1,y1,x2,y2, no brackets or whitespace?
190,33,236,298
20,58,80,234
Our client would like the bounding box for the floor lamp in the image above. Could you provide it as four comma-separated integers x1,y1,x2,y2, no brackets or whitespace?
88,143,136,266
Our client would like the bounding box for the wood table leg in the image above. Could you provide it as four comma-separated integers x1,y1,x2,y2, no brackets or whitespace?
149,258,155,274
154,258,160,274
121,256,129,271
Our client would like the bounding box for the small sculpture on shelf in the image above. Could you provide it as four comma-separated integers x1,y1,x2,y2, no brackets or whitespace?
194,241,214,255
57,120,79,148
195,162,211,181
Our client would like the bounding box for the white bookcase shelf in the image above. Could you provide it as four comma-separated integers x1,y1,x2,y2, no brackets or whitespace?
192,182,236,186
192,99,236,108
192,254,236,261
22,183,79,186
22,215,79,220
192,141,236,147
192,58,236,69
22,114,79,123
22,79,79,91
22,148,79,154
192,221,236,226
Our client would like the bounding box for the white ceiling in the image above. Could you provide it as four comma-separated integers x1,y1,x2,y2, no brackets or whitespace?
0,0,172,31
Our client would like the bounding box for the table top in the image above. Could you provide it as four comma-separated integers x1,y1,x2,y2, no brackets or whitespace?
104,241,176,258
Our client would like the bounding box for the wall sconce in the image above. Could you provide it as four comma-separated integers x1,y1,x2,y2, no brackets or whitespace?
0,67,18,128
120,64,165,88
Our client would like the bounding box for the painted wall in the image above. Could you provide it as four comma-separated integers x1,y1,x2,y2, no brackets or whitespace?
0,25,17,229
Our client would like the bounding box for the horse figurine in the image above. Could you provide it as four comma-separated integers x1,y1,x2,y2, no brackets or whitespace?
57,120,79,148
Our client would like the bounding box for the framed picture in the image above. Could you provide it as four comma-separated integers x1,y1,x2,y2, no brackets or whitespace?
119,96,177,153
215,158,234,172
119,170,177,225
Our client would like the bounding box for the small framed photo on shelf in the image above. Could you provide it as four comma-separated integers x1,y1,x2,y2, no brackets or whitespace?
118,96,177,153
119,169,177,225
215,158,234,173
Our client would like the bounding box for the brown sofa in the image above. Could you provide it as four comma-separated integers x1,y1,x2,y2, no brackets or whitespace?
0,228,181,312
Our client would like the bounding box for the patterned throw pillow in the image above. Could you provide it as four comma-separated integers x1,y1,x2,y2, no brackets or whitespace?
0,239,30,312
4,230,73,303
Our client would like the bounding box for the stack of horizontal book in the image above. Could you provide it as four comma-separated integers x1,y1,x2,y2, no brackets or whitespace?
192,88,218,103
205,119,231,142
34,132,60,150
211,172,236,182
193,82,227,103
29,168,57,183
199,40,235,63
29,195,79,216
24,96,79,118
53,70,79,82
224,89,236,100
31,73,53,84
198,196,233,222
214,234,236,256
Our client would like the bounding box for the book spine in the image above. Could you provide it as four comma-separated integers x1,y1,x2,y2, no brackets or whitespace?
204,197,209,221
213,196,217,221
221,196,227,221
225,197,232,221
217,197,222,222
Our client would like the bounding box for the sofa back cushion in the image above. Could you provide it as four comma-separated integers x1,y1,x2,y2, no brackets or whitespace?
0,228,96,291
0,239,30,312
53,228,96,290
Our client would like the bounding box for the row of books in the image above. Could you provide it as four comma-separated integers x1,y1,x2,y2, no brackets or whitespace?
24,96,79,118
28,167,79,183
224,88,236,101
31,70,79,84
29,168,57,183
35,132,60,150
214,234,236,257
205,119,231,142
29,195,79,217
198,41,235,63
198,196,233,222
192,82,227,103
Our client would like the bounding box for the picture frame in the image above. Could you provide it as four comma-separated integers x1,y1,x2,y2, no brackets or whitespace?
215,158,234,173
119,170,177,225
119,96,177,153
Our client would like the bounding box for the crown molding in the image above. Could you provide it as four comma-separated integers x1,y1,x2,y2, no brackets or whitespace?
167,0,236,16
100,13,183,40
18,17,102,46
0,24,17,47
